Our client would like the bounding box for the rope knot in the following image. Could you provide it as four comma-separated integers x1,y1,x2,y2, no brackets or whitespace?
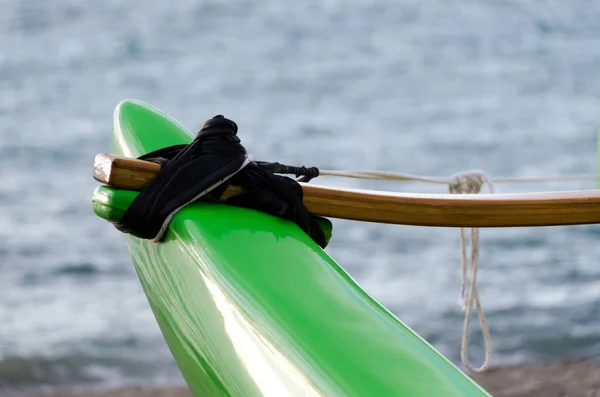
449,170,491,194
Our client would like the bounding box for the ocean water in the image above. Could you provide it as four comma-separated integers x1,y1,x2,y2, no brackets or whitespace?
1,0,600,393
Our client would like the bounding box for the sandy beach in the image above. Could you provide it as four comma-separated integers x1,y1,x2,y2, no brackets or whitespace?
12,359,598,397
471,359,600,397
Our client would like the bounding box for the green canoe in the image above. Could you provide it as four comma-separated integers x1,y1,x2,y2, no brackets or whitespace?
92,99,491,396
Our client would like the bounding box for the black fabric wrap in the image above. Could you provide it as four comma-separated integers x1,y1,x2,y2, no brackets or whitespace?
115,115,326,248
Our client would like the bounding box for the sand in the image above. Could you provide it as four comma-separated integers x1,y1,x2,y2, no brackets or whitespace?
471,359,600,397
15,360,600,397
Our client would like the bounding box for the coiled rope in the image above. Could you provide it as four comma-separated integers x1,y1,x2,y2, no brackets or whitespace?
317,168,597,372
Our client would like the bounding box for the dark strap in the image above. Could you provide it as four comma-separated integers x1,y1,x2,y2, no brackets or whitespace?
225,163,326,247
255,161,320,182
115,115,249,241
114,115,326,248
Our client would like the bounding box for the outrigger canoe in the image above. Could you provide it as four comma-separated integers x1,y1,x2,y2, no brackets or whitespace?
91,99,495,396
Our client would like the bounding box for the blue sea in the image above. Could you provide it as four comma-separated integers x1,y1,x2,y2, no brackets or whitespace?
2,0,600,393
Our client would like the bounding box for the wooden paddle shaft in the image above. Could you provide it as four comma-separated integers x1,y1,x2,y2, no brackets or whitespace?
93,153,600,228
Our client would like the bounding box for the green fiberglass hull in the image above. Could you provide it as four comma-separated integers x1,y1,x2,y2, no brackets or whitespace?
93,99,490,396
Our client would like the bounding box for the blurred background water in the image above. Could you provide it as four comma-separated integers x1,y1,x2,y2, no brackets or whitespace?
1,0,600,394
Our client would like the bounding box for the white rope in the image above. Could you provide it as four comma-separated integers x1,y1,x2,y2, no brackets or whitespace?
450,171,494,373
319,169,597,185
316,168,597,372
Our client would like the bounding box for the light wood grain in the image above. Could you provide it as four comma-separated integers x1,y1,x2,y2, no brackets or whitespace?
94,153,161,191
93,153,600,228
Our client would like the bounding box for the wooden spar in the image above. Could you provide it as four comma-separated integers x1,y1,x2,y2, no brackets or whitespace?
93,153,600,228
94,153,161,191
